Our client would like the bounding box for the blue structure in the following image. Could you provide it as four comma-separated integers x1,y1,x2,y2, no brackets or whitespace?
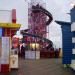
0,28,3,37
55,21,72,64
55,6,75,66
70,6,75,23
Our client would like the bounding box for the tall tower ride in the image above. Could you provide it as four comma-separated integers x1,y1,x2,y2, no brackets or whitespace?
28,0,53,47
21,0,53,59
21,0,53,53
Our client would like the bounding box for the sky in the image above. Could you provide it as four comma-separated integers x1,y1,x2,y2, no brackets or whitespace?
0,0,74,48
46,0,74,48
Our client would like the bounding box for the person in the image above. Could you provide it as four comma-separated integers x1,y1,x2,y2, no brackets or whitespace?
21,43,26,58
18,44,21,57
55,48,59,58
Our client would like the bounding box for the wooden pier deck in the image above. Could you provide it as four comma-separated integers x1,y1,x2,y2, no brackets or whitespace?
0,58,75,75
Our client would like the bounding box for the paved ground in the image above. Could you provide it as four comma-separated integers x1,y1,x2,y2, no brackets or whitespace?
0,58,75,75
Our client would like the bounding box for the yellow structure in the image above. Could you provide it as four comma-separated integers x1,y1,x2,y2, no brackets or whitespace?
0,23,21,28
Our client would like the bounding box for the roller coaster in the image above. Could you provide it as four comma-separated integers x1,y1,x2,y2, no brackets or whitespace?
21,3,53,51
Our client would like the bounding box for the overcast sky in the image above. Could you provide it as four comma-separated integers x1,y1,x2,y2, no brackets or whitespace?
46,0,74,48
0,0,74,48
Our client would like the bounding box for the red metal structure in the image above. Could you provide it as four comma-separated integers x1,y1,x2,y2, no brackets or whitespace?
21,0,53,58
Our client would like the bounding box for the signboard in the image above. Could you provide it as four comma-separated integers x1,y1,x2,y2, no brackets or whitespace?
0,38,2,58
10,49,18,69
25,51,40,59
10,55,18,69
1,37,10,64
0,38,2,72
36,51,40,59
0,37,10,72
25,51,35,59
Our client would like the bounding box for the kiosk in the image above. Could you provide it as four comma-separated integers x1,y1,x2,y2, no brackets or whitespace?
0,9,21,73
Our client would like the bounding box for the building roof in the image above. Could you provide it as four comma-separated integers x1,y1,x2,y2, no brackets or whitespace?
55,20,71,25
0,23,21,28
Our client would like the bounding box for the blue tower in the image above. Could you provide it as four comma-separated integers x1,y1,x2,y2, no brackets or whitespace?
55,6,75,68
55,21,72,64
70,6,75,70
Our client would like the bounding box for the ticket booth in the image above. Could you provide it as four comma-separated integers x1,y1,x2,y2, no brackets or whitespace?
0,9,21,73
0,23,21,73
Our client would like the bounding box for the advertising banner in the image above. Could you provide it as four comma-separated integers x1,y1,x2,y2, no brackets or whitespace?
25,51,35,59
0,37,2,58
1,37,10,64
10,55,18,69
0,38,2,72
